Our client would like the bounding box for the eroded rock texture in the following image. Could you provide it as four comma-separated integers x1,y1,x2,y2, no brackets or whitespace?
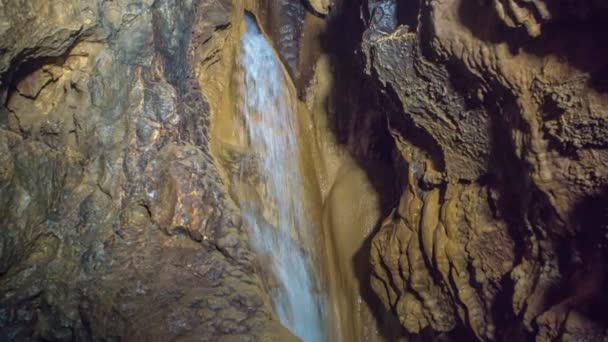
360,0,608,340
0,1,292,340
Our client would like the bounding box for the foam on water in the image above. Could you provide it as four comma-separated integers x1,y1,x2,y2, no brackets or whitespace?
237,13,328,342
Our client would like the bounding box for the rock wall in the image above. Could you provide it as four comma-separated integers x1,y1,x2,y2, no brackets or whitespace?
0,0,293,340
359,0,608,340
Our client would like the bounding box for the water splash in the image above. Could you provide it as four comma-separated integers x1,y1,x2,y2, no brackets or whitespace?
237,13,328,342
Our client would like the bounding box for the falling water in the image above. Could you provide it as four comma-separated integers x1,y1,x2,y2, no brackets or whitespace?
237,13,328,342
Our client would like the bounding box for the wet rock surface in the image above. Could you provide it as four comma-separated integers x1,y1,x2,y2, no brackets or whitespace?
0,0,292,340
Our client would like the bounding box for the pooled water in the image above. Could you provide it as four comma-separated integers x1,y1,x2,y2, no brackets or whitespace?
237,13,328,342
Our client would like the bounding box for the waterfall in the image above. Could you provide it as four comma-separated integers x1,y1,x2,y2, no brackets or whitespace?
237,13,328,342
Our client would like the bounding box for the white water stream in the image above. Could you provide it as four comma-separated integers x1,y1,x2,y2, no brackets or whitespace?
237,13,329,342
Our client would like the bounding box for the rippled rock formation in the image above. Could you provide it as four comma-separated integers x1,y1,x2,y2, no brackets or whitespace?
360,0,608,340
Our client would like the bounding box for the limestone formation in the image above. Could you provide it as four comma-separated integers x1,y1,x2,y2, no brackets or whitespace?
361,0,608,340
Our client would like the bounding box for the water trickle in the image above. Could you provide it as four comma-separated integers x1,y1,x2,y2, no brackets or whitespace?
237,13,328,342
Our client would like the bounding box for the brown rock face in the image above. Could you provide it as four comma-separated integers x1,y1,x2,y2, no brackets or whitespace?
0,0,293,340
358,0,608,340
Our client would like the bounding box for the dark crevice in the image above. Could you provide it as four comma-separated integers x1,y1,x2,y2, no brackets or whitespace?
397,0,420,31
